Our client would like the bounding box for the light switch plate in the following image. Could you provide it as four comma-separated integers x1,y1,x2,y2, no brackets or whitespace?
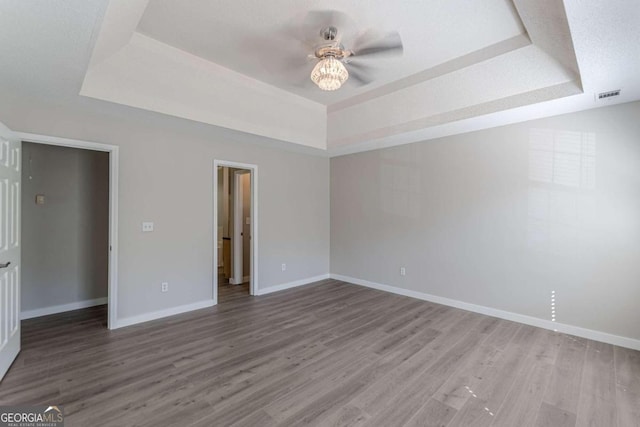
142,222,154,232
35,194,45,205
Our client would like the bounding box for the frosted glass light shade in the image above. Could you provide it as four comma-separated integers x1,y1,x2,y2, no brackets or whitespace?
310,57,349,91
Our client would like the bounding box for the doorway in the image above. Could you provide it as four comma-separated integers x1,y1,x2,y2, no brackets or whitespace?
19,133,119,330
213,160,257,303
0,126,119,381
21,142,110,326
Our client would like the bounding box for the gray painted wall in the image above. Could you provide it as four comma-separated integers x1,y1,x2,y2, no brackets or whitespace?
0,94,330,321
331,101,640,341
21,143,109,312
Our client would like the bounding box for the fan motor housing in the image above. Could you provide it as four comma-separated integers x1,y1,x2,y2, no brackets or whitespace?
314,26,352,60
314,45,348,60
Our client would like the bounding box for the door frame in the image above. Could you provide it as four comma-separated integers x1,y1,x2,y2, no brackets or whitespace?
17,132,119,330
213,160,258,302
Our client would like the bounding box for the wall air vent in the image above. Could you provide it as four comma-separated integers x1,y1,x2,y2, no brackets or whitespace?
597,89,621,100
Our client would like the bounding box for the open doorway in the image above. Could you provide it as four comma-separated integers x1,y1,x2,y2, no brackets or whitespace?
20,142,110,326
214,160,257,303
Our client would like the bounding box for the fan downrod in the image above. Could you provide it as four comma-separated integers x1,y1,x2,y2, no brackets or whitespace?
314,26,352,60
321,26,338,41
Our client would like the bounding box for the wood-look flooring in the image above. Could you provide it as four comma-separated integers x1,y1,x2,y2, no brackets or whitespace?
1,279,639,426
218,267,250,303
218,282,250,303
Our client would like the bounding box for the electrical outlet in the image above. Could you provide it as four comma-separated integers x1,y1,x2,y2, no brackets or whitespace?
400,267,406,276
142,222,154,232
161,282,169,292
281,263,286,272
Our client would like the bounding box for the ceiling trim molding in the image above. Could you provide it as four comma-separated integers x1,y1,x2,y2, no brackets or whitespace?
329,34,531,113
81,31,327,149
329,80,582,149
78,0,615,157
327,92,640,159
85,0,149,70
513,0,581,79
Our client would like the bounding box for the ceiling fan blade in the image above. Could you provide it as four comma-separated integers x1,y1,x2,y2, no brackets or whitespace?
346,61,376,73
280,24,316,50
348,68,373,86
242,28,318,76
253,51,317,85
351,31,403,59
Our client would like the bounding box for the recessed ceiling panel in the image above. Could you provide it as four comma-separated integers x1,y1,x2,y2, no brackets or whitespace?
137,0,526,105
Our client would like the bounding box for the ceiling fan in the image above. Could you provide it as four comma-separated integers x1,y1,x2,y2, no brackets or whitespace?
286,11,404,91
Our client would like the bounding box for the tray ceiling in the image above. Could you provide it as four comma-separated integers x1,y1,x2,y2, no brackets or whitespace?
68,0,638,153
136,0,526,105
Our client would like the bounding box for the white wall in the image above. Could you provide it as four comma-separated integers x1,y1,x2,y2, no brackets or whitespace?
21,143,109,312
331,101,640,343
0,94,330,324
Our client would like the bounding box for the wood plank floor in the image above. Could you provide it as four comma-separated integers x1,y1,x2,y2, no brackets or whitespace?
218,267,250,303
1,279,638,426
218,282,250,303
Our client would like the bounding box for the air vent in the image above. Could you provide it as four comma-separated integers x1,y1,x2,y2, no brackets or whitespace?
597,89,621,100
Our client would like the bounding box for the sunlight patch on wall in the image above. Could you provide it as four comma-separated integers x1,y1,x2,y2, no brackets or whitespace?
527,128,596,255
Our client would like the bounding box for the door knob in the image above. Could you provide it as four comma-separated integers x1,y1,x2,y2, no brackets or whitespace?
0,262,10,269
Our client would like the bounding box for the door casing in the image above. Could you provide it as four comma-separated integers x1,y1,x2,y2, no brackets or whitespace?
17,132,119,330
213,160,258,302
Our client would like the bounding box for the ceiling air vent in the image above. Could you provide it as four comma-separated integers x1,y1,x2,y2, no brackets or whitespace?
597,89,621,100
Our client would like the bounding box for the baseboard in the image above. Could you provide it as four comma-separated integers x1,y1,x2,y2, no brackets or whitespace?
21,297,108,320
115,299,216,329
255,274,330,296
115,274,328,328
330,274,640,351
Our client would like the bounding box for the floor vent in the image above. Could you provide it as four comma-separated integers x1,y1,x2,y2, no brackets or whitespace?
597,89,621,100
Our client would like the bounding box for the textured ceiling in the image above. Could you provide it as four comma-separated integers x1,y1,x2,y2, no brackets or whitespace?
137,0,526,105
0,0,638,155
0,0,106,99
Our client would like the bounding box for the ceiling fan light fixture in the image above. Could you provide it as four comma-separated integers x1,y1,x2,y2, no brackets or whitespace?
310,56,349,91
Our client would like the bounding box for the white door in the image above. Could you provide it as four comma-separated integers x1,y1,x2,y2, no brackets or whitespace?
0,122,20,381
232,171,244,285
232,170,252,286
